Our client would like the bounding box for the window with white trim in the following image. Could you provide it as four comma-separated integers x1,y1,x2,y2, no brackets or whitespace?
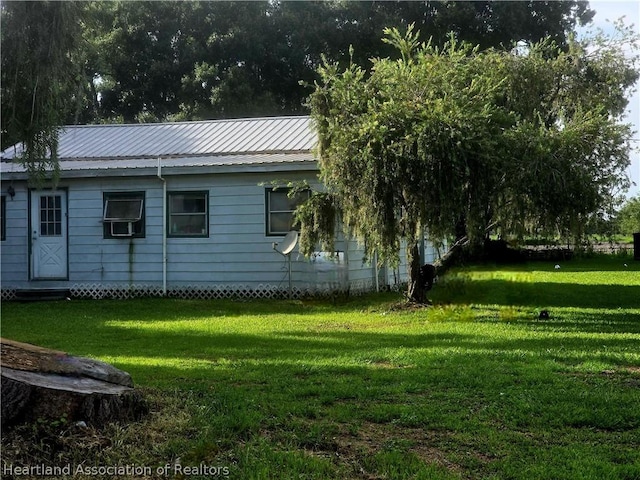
168,191,208,237
103,192,145,238
266,187,310,236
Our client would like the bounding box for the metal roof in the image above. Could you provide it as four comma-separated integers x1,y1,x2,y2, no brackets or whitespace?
1,116,316,161
0,116,318,178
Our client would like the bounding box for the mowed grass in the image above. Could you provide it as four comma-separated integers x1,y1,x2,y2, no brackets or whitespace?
2,255,639,479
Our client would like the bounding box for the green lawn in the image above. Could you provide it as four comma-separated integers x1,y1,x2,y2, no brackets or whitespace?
2,256,639,479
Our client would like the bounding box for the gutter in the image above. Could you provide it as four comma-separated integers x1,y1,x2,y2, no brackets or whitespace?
0,161,319,181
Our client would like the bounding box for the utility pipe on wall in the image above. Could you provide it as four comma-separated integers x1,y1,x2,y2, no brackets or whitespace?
373,251,380,293
157,158,167,296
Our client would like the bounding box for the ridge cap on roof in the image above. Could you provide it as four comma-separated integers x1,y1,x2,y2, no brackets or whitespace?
45,150,314,162
60,115,311,129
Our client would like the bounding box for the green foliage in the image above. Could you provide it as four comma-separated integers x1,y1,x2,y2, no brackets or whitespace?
294,192,337,257
1,0,599,173
79,1,594,123
616,196,640,235
307,24,639,274
1,1,85,182
85,1,222,122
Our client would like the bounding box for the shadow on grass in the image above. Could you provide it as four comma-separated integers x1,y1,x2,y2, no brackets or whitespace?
433,280,640,310
460,258,639,273
51,315,639,385
3,293,639,362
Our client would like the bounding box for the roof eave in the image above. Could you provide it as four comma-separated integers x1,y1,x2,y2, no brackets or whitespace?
0,160,319,182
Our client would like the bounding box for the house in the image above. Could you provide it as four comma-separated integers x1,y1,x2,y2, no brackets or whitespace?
0,116,443,300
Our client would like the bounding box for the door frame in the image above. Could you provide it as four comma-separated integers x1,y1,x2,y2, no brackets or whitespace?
29,188,69,280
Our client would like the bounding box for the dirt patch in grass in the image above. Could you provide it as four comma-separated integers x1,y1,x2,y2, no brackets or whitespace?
620,366,640,375
386,301,431,313
265,417,470,478
366,360,416,369
604,367,640,388
600,367,640,375
330,421,466,476
565,367,640,388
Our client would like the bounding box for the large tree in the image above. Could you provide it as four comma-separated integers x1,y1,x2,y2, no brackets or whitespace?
1,0,596,161
85,0,594,123
302,25,638,302
1,1,86,179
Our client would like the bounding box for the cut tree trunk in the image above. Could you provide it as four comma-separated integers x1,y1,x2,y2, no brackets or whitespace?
433,236,470,274
1,339,147,428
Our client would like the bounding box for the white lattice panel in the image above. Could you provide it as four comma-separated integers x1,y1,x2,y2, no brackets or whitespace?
1,289,17,301
3,282,376,302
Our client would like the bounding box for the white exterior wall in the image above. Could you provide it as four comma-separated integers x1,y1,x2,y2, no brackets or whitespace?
344,237,376,293
1,171,344,296
1,183,29,285
1,172,447,298
65,171,326,290
67,176,162,285
164,171,321,289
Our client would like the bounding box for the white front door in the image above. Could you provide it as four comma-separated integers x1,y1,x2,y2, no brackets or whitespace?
31,191,68,279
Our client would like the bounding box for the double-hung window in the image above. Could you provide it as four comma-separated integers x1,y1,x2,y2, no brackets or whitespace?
266,187,310,236
103,192,145,238
168,191,208,237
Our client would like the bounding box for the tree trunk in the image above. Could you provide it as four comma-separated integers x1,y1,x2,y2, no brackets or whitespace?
1,339,147,428
407,242,425,303
433,236,469,274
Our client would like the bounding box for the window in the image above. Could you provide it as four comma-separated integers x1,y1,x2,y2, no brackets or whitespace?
168,191,208,237
1,196,5,241
39,195,62,236
266,187,310,236
103,192,145,238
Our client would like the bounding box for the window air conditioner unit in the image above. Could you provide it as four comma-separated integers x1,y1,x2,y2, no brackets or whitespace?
103,197,143,237
110,221,134,237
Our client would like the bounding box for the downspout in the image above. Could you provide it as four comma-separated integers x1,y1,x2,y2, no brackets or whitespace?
344,228,350,294
373,251,380,293
157,158,167,296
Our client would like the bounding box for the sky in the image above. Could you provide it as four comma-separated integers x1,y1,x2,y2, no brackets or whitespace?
577,0,640,199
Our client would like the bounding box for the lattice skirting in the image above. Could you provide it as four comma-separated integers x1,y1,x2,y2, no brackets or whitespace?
2,289,17,301
65,282,377,300
1,278,390,301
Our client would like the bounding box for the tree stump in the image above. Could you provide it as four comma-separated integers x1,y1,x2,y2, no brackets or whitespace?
1,339,147,428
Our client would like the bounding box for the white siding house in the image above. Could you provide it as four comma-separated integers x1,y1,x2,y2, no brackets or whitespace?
0,116,442,300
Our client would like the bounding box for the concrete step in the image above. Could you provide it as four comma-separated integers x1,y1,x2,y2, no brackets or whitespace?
14,289,71,302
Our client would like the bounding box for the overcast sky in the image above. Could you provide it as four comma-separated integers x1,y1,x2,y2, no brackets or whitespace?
578,1,640,199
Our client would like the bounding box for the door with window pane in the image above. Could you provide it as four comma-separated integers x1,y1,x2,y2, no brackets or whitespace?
30,191,68,279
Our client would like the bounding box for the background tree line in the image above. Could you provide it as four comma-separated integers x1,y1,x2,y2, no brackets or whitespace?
2,0,596,152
